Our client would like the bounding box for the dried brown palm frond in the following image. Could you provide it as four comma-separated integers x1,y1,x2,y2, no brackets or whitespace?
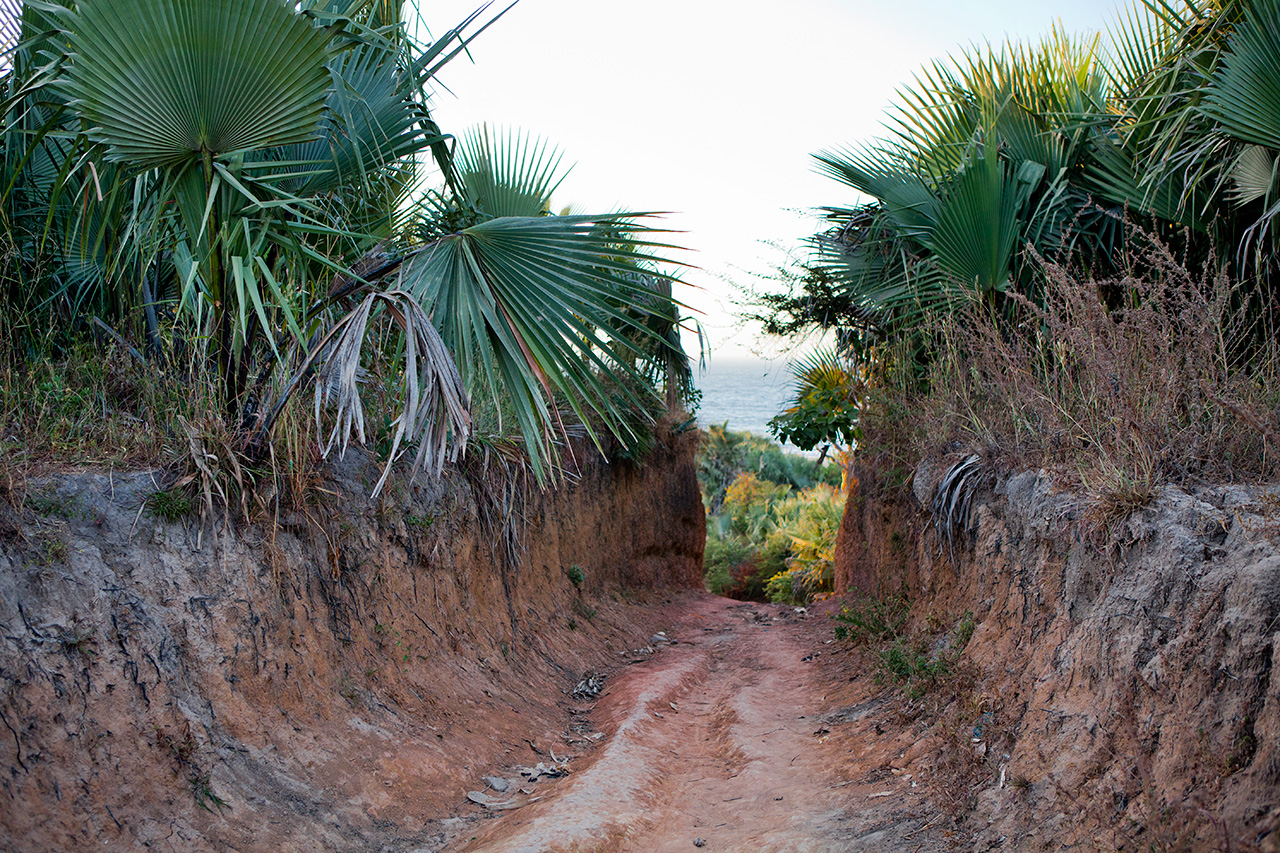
313,289,471,498
258,289,471,499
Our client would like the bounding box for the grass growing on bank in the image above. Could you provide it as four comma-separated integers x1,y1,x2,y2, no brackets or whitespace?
0,340,191,468
0,333,336,519
852,232,1280,516
0,326,682,527
833,592,976,700
697,426,844,603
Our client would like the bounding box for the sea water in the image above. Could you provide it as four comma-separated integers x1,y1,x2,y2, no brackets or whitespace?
693,356,797,447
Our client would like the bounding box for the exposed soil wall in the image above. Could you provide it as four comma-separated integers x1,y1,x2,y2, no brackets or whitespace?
834,460,1280,851
0,430,704,851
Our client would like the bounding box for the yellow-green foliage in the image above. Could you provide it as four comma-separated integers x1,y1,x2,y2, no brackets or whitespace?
764,484,845,603
721,472,790,537
699,434,845,602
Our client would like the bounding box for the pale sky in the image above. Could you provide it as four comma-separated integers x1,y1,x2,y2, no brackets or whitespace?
421,0,1121,359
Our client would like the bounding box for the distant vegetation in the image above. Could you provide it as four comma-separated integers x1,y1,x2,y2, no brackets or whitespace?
697,425,844,603
749,0,1280,505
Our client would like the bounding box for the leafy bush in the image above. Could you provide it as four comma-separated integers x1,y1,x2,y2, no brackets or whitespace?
697,424,846,602
703,535,755,597
880,638,949,686
722,472,790,536
565,565,585,588
762,484,845,603
697,424,838,510
706,482,846,605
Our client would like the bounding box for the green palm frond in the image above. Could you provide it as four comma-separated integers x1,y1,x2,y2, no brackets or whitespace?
1103,0,1183,101
286,34,430,199
1204,0,1280,150
454,125,569,218
928,154,1044,292
57,0,334,168
813,146,937,237
399,212,685,481
1229,144,1278,206
0,0,20,68
811,28,1109,335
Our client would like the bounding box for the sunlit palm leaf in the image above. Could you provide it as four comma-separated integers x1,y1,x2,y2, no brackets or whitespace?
0,0,20,70
57,0,333,168
929,154,1043,292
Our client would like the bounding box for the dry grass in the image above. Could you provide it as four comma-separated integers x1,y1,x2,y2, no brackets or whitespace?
860,228,1280,508
0,334,333,522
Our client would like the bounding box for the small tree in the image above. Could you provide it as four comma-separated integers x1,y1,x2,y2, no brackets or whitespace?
768,348,862,491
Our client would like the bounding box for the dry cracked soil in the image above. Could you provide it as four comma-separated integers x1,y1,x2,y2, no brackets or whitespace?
445,594,955,852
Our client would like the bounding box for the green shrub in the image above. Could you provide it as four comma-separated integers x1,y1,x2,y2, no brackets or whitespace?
951,610,976,649
703,535,754,596
832,594,910,644
879,638,950,697
763,484,845,603
721,472,790,537
873,611,977,699
697,424,838,509
698,428,845,602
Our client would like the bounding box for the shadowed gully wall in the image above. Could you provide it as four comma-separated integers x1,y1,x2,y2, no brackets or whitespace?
834,460,1280,850
0,430,704,851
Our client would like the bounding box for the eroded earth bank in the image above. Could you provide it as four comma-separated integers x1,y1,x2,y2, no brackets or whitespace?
2,435,1279,851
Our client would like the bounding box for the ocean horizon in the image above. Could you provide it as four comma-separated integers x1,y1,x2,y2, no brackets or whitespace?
693,356,809,453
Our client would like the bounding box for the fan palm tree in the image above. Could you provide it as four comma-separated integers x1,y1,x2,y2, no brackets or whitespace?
1105,0,1280,273
808,2,1280,344
9,0,692,490
393,125,695,479
811,29,1110,333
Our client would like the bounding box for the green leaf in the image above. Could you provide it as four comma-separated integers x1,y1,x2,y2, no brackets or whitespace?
1204,0,1280,151
58,0,334,168
454,125,569,218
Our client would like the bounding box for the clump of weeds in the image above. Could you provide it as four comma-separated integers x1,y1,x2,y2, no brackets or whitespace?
832,590,909,644
572,599,597,623
154,721,228,813
145,486,195,522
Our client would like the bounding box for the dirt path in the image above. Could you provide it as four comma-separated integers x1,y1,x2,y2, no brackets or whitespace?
454,594,954,852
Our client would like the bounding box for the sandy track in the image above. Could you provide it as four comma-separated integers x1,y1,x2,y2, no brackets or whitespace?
456,595,951,852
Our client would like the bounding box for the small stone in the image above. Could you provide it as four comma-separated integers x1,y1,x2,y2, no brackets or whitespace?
484,776,509,792
694,838,706,848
